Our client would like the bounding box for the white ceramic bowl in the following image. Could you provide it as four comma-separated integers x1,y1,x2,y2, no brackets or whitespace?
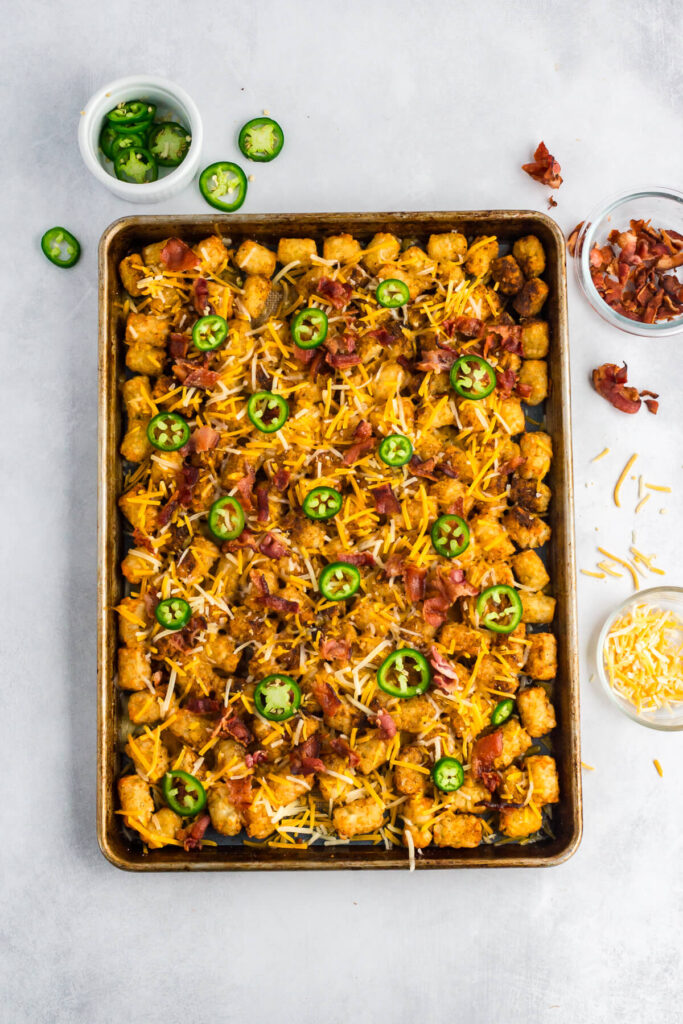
78,75,203,203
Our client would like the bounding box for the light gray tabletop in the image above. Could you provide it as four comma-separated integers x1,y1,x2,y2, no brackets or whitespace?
3,2,682,1022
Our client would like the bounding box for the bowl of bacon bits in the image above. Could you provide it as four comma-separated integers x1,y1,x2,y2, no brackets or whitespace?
573,187,683,337
597,587,683,730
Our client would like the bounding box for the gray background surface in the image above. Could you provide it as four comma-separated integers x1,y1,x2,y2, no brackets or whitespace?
2,2,682,1021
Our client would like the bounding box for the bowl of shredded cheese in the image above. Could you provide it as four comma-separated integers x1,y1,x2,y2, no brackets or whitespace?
597,588,683,729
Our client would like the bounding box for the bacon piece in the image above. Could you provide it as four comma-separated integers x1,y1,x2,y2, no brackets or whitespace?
397,355,416,374
438,460,459,479
325,350,361,369
255,482,270,523
251,571,269,597
273,468,291,491
319,636,351,662
405,565,427,602
264,594,299,615
178,813,211,851
185,697,222,715
172,358,220,390
177,463,199,508
290,735,325,775
343,420,374,466
336,551,377,568
329,736,360,768
160,237,200,272
245,750,268,769
423,596,450,629
372,484,400,516
645,399,659,415
161,614,206,654
221,529,256,553
496,367,518,397
326,332,357,355
235,466,256,511
567,221,585,258
384,553,405,578
312,678,342,717
366,327,393,347
132,527,154,553
486,324,523,353
471,729,503,792
429,646,461,681
157,493,180,528
227,777,253,809
423,568,477,627
217,712,253,746
376,710,397,740
409,454,438,480
317,276,353,309
444,315,483,338
521,141,563,189
591,363,641,414
169,333,189,359
547,196,558,210
192,277,213,316
190,424,220,452
259,532,287,559
440,566,478,601
416,348,456,372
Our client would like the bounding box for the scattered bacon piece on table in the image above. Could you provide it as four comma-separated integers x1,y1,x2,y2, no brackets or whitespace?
521,141,563,189
592,363,659,414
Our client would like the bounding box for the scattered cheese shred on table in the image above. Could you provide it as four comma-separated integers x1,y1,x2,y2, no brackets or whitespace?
604,603,683,712
653,759,663,777
591,447,610,463
613,453,638,507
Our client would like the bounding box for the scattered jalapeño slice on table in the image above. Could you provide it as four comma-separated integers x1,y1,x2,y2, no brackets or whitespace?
41,227,81,268
238,117,285,162
199,161,248,212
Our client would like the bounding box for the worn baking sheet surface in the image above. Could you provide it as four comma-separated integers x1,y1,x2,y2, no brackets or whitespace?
98,211,582,870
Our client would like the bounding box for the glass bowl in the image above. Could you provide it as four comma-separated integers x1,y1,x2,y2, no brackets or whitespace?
596,586,683,730
574,186,683,337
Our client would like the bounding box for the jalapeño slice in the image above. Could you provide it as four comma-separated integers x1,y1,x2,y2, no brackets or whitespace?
148,121,192,167
192,315,228,352
146,412,190,452
432,756,465,793
303,486,342,521
450,355,496,400
376,278,410,308
247,392,289,433
41,227,81,268
208,496,245,541
99,123,118,159
238,117,285,162
431,514,470,558
377,648,431,698
378,433,413,467
162,770,207,817
254,674,301,722
477,585,523,634
199,161,248,212
319,562,361,601
291,307,328,349
106,100,156,127
111,132,147,160
491,698,515,726
114,147,158,183
155,597,191,631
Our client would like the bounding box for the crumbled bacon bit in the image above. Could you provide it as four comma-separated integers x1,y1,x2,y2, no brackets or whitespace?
190,424,220,452
172,358,220,390
409,454,438,480
416,348,456,373
336,551,377,568
255,482,270,522
258,532,287,558
342,420,374,465
578,219,683,324
405,565,427,602
319,636,351,662
372,484,401,515
290,735,325,775
317,276,353,309
186,697,222,715
192,277,213,316
592,363,659,415
521,141,563,189
376,709,397,740
160,238,200,272
245,750,268,769
169,333,189,359
312,679,342,717
567,222,585,258
547,196,558,210
443,315,483,338
471,730,503,791
178,813,211,851
263,593,299,615
273,468,291,491
227,777,253,809
330,736,360,768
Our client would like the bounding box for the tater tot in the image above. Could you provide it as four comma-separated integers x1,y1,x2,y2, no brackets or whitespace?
119,254,147,296
491,255,524,295
464,236,498,276
513,278,549,318
118,775,154,827
513,235,546,278
117,646,152,692
521,319,549,358
333,796,384,838
127,690,163,725
393,745,428,795
355,735,390,774
500,804,543,839
518,359,548,405
525,633,557,680
125,733,169,782
277,237,317,266
495,718,532,768
125,344,165,376
521,592,556,625
363,232,400,274
503,511,551,550
208,784,243,836
518,686,557,736
125,312,169,347
427,232,467,262
433,812,483,848
241,274,272,319
193,235,229,275
323,233,362,263
519,432,552,480
512,550,550,591
526,755,559,805
235,239,277,278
